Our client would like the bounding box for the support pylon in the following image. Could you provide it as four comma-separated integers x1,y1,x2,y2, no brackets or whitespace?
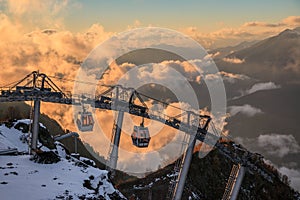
108,111,124,176
173,135,196,200
30,99,40,152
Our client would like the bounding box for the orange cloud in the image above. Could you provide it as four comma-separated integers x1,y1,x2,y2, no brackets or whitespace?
0,13,113,85
243,16,300,28
183,16,300,48
4,0,73,30
283,16,300,26
222,57,245,64
0,10,114,133
0,6,235,174
242,21,284,28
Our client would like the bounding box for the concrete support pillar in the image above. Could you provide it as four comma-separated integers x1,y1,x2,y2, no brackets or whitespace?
31,99,40,152
108,111,124,174
173,135,196,200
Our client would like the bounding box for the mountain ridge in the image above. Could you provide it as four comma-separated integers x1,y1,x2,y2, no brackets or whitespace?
217,27,300,84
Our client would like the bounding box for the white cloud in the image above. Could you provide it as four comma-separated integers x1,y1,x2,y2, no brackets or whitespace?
202,71,248,84
261,158,300,192
222,57,245,64
235,134,300,191
127,19,142,29
228,104,263,117
279,167,300,192
246,82,280,94
257,134,300,158
102,59,217,87
232,82,281,100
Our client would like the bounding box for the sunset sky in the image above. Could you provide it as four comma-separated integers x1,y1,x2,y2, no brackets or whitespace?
0,0,300,48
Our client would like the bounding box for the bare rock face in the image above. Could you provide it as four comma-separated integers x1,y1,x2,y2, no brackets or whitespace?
30,151,60,164
37,125,56,149
13,121,56,150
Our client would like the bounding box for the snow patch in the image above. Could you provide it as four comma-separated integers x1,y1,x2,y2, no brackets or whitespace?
0,155,125,200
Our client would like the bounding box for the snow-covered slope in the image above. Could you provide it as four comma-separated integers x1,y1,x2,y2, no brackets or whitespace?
0,121,30,153
0,155,125,200
0,120,126,200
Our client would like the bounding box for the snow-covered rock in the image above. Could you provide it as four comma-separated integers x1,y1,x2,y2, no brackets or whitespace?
0,155,126,200
0,120,126,200
0,122,29,153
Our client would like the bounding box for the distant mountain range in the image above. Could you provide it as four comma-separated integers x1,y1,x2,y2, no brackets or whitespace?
216,27,300,84
216,28,300,190
209,40,259,59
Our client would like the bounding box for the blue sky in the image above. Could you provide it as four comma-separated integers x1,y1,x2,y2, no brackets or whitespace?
64,0,300,32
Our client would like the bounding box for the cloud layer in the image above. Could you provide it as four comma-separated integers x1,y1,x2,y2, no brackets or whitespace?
222,57,245,64
228,104,263,117
242,16,300,28
235,133,300,191
236,133,300,158
246,82,281,95
279,166,300,192
257,134,300,158
183,16,300,48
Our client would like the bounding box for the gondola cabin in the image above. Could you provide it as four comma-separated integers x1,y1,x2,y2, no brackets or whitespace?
131,125,151,148
76,111,94,132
